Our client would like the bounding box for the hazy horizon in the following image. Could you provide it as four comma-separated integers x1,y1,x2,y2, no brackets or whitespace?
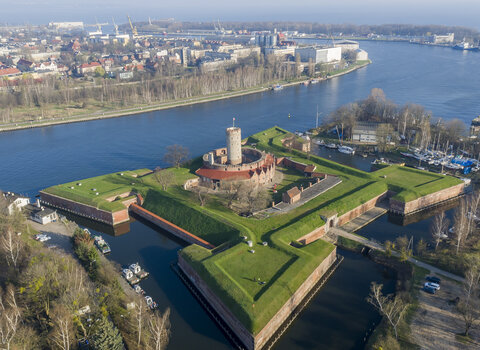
2,0,480,30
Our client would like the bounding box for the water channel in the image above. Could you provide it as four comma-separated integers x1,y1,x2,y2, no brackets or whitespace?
1,40,476,349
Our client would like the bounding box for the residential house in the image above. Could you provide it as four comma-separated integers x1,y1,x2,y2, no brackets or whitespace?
77,62,101,75
0,191,30,215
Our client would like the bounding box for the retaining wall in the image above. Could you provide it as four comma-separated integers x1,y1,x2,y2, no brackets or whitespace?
336,191,389,226
389,182,465,215
178,248,337,350
129,204,215,249
39,191,129,225
297,225,327,245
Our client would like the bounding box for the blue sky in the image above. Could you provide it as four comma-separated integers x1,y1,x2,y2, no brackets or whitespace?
2,0,479,29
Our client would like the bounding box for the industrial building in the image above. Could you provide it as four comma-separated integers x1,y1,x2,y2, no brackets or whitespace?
433,33,454,44
352,122,387,143
295,46,342,64
196,126,276,189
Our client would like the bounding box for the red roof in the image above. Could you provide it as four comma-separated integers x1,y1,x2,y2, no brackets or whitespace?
79,62,100,69
196,167,253,181
0,67,20,76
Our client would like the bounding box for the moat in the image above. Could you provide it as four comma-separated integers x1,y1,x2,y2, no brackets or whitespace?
2,40,478,349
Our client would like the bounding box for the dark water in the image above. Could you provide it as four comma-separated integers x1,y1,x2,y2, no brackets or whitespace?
1,41,476,349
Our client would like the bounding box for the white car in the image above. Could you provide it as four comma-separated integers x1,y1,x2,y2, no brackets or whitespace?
424,282,440,291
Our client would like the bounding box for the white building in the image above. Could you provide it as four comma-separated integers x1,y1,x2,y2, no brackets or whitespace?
433,33,454,44
295,46,342,64
264,46,296,58
335,40,360,51
48,22,84,30
0,191,30,215
31,207,58,225
356,49,369,61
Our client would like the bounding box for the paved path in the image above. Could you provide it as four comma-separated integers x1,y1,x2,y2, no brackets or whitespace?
266,176,342,214
331,227,465,283
340,204,388,232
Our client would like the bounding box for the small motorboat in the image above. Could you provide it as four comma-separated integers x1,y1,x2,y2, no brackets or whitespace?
325,143,337,149
129,263,150,279
145,296,158,310
122,269,140,285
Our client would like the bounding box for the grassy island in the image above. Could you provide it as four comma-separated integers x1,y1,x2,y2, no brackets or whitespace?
41,126,463,337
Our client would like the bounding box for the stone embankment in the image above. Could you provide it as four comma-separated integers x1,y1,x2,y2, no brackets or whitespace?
178,248,338,350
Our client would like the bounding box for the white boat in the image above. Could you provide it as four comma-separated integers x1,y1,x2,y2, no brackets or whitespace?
144,296,158,310
122,269,140,284
338,145,355,155
272,84,283,91
310,79,320,84
133,285,145,295
129,262,149,279
314,139,325,146
325,143,337,149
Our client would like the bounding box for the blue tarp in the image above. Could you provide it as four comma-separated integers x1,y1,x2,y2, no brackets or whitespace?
452,158,474,167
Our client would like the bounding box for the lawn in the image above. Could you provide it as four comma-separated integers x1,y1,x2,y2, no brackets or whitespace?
42,126,464,336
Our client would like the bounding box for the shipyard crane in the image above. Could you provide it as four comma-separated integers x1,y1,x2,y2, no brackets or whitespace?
127,15,138,37
95,17,102,33
112,17,119,35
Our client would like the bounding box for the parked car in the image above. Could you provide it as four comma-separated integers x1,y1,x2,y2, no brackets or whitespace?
424,282,440,291
426,276,441,284
423,285,436,294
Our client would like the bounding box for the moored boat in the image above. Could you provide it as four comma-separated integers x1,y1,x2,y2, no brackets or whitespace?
338,145,355,155
272,84,283,91
93,235,111,254
129,262,150,279
122,269,140,285
325,143,337,149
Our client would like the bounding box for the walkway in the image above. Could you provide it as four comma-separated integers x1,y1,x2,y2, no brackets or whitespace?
330,227,465,283
266,176,342,214
340,203,388,232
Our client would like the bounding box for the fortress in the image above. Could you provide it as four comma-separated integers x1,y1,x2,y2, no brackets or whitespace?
195,126,276,189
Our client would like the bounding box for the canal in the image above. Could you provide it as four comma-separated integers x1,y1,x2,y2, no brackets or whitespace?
1,40,476,349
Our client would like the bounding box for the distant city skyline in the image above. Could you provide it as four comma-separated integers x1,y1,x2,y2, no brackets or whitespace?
2,0,480,29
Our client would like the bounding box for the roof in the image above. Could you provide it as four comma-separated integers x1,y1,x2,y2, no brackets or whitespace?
196,167,253,181
304,165,317,173
353,121,381,132
79,62,100,69
0,191,28,205
0,67,20,76
285,187,301,198
32,207,56,217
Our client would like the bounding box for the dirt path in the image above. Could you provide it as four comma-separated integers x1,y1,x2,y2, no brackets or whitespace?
410,277,480,349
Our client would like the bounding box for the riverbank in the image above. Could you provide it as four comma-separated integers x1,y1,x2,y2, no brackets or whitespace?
0,60,370,133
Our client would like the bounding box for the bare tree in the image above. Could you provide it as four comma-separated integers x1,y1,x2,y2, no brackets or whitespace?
132,298,148,348
465,192,480,241
0,227,22,268
153,167,174,191
50,306,74,350
147,308,171,350
163,145,189,168
453,200,468,254
457,265,480,336
430,212,449,251
238,184,271,215
0,286,21,350
223,182,242,209
367,282,407,340
191,186,209,207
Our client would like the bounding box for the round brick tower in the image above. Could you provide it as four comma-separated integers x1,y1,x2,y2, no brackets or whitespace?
226,127,242,165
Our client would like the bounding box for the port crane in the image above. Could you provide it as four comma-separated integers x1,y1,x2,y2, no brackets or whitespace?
127,15,138,37
112,17,119,35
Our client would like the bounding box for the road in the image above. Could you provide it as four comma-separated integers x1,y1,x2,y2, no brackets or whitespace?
330,227,465,283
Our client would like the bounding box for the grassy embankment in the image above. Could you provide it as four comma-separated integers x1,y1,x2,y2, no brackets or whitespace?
41,125,461,335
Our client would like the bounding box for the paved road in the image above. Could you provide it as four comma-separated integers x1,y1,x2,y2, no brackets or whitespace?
331,227,465,283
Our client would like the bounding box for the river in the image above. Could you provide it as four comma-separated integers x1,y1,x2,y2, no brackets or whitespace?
0,40,475,349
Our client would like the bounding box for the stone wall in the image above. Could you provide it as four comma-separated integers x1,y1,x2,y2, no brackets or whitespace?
178,248,337,350
336,191,389,227
129,204,215,249
297,225,326,245
390,182,465,215
39,191,129,225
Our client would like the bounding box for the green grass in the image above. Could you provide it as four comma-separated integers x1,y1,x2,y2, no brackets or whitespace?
43,125,464,336
142,189,240,246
